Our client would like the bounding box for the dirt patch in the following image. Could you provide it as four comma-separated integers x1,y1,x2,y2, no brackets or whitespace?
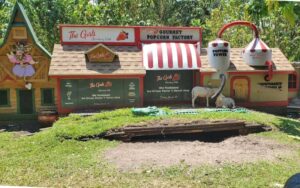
105,135,294,171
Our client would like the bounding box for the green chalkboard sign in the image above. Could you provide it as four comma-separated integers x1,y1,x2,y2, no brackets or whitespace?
144,70,193,103
60,78,140,108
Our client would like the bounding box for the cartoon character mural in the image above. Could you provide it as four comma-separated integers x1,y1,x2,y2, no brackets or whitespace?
6,42,38,80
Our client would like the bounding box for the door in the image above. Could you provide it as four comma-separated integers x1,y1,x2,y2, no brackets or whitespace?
231,77,249,102
18,90,34,114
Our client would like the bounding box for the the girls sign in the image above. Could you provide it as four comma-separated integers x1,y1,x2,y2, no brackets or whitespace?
60,25,136,45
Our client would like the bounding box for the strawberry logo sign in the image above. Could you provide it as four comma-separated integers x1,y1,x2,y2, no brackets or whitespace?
61,26,135,44
116,31,128,41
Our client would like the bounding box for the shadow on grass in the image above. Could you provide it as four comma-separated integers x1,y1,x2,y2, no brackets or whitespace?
0,121,50,134
276,118,300,137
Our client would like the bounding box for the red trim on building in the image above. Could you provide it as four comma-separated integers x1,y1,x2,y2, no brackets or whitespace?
288,72,299,92
56,78,62,114
199,72,213,86
135,27,141,48
141,40,200,44
61,42,137,46
59,26,63,45
50,74,145,79
199,29,202,48
139,26,201,30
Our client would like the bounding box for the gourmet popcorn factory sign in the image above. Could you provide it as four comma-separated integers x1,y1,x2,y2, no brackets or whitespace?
140,27,201,42
61,26,135,44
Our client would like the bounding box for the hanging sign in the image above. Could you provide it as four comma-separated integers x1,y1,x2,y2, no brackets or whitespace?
140,27,201,42
258,82,282,91
60,26,136,44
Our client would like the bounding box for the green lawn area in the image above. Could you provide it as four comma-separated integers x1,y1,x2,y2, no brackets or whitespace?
0,108,300,187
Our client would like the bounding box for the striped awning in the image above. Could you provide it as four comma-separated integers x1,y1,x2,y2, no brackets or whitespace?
143,43,201,70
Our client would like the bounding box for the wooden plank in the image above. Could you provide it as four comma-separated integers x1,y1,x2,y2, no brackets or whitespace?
111,120,247,138
82,121,271,142
0,63,17,81
123,121,245,133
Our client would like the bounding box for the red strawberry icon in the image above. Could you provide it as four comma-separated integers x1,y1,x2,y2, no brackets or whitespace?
172,73,180,81
117,31,128,41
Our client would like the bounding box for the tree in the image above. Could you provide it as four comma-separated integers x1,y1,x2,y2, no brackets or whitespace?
197,0,254,47
199,0,300,61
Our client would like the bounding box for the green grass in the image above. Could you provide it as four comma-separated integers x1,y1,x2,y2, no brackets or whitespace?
52,108,300,140
0,108,300,187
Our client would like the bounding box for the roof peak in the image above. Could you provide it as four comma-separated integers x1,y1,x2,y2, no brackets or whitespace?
0,2,51,58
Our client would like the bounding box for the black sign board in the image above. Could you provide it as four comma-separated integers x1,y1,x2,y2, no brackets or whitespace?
60,79,140,108
144,70,193,103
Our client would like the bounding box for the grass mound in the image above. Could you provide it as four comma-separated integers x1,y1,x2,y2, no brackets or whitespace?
0,108,299,187
52,108,300,140
52,108,161,139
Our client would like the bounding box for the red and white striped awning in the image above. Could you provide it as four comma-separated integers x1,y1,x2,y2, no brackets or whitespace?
143,43,201,70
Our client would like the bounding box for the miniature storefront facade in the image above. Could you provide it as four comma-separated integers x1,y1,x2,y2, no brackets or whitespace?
0,3,55,120
0,4,297,119
200,48,295,113
50,25,202,113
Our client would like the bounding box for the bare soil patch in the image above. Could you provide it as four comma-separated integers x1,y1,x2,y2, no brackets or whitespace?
105,135,294,171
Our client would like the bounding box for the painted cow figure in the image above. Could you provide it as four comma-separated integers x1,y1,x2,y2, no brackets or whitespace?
215,94,236,108
191,86,218,107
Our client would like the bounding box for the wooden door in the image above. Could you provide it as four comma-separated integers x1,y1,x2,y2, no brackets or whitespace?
18,90,34,114
231,78,249,102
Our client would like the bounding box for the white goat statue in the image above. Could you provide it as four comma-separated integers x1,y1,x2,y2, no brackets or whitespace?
191,86,218,107
215,94,236,108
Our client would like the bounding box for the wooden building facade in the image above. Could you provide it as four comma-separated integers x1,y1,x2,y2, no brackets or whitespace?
0,3,55,120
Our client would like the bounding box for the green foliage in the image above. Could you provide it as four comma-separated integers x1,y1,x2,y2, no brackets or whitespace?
0,0,219,52
0,0,299,60
199,0,300,61
0,0,14,38
260,2,300,61
201,0,253,47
